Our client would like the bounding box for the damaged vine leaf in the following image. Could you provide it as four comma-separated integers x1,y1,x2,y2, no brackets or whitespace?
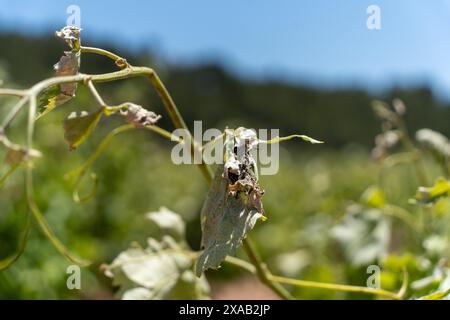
37,26,81,118
196,129,265,276
5,146,42,167
196,128,322,276
63,109,103,150
0,133,41,166
104,208,210,300
411,178,450,205
119,103,161,128
55,25,81,50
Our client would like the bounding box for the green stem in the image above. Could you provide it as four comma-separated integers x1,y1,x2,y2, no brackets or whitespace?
25,95,90,265
85,79,106,107
80,46,129,68
224,256,256,274
144,70,213,183
0,65,213,184
268,275,402,300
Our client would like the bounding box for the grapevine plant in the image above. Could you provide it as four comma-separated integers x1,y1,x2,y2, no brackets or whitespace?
0,26,448,300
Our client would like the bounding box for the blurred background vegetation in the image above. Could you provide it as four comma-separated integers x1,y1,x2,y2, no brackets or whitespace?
0,31,449,299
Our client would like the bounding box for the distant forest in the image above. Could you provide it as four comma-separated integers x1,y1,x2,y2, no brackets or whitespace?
1,31,449,148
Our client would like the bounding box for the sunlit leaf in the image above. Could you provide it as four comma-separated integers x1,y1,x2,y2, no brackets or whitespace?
413,177,450,205
195,168,264,276
36,50,80,119
417,288,450,300
37,86,72,118
361,185,386,208
146,207,185,240
196,128,274,276
63,109,103,150
105,236,210,300
331,205,390,266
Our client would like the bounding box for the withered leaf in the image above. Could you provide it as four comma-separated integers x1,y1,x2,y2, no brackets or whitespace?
54,51,80,97
195,167,264,276
4,145,42,167
55,26,81,50
120,103,161,128
37,49,80,119
63,109,103,150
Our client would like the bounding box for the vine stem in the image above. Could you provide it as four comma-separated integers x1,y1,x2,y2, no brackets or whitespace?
85,79,106,107
80,46,129,68
267,275,402,300
0,88,27,97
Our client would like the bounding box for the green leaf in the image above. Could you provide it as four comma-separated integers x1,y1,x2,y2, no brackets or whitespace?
146,207,185,240
331,206,390,267
37,86,71,118
361,185,386,208
105,236,210,300
413,178,450,204
195,168,264,276
63,109,103,150
417,288,450,300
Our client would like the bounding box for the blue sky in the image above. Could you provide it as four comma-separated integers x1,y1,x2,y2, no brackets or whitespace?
1,1,450,98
